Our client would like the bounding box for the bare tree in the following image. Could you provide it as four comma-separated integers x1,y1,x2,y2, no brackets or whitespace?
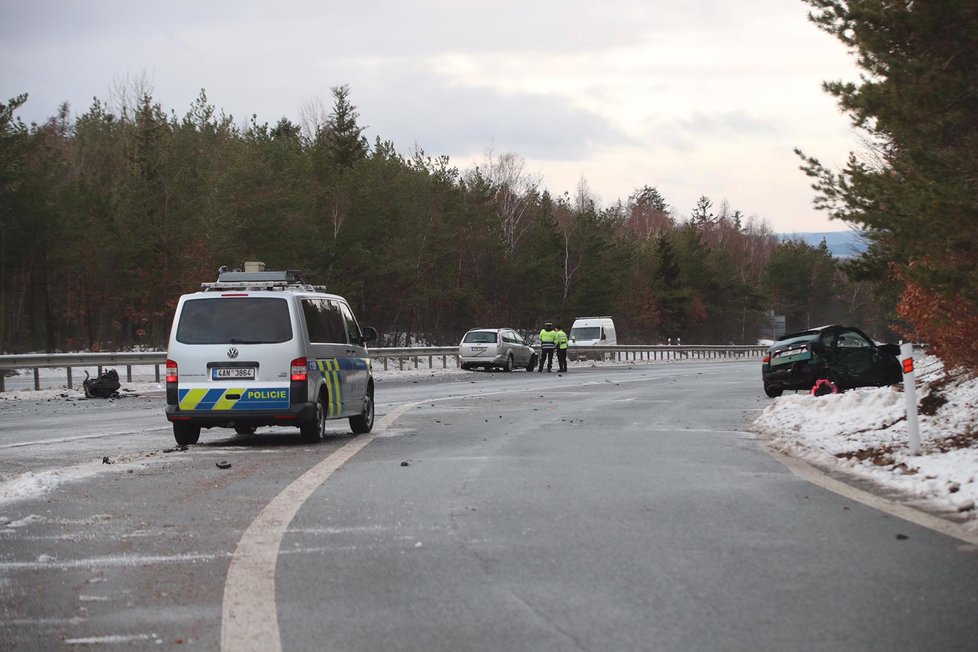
299,97,329,143
467,149,541,253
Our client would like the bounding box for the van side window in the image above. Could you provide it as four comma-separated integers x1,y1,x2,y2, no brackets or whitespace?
302,299,348,343
338,302,362,344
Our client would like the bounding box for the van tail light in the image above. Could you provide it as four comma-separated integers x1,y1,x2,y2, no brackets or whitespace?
165,359,179,406
762,355,770,364
291,357,308,382
497,332,502,345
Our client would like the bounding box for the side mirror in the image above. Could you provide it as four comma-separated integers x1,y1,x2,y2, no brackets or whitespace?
360,326,378,344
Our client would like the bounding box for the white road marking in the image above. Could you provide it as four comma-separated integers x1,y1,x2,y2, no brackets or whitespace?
64,633,158,645
0,427,171,449
219,400,421,652
762,443,978,546
0,552,222,571
219,370,680,652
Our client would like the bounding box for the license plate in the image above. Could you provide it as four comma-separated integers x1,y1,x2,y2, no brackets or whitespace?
212,367,256,380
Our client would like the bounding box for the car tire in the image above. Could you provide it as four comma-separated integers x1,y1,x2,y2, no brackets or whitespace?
526,353,538,372
350,386,374,435
763,384,783,398
173,422,201,446
234,426,256,435
503,355,513,372
300,392,327,443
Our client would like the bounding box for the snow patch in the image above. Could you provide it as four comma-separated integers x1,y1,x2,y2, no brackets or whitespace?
753,355,978,531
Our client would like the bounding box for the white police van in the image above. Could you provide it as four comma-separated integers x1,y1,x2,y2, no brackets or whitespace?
164,264,377,445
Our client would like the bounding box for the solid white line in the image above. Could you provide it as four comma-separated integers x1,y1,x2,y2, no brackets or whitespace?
219,400,421,652
762,443,978,546
0,427,172,449
219,367,714,651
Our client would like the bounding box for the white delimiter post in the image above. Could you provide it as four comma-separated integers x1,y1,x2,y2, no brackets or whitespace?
901,342,921,454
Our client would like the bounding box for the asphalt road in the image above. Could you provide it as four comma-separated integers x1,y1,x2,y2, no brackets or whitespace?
1,360,977,651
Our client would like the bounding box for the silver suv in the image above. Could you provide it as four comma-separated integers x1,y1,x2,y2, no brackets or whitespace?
459,328,537,372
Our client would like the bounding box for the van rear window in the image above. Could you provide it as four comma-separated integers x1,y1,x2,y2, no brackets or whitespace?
176,298,293,344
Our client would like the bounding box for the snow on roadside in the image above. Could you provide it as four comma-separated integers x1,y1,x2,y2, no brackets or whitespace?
0,454,164,508
752,356,978,531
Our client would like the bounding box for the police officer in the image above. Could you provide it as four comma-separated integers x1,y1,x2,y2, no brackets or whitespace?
538,322,557,372
554,323,569,372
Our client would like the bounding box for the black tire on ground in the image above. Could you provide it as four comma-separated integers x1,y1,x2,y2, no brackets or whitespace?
173,422,201,446
764,384,783,398
503,355,513,372
300,393,326,443
526,353,538,372
350,386,375,435
234,426,256,435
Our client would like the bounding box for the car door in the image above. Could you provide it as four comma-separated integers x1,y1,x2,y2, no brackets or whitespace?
301,298,355,418
510,330,531,366
337,300,370,414
830,328,878,387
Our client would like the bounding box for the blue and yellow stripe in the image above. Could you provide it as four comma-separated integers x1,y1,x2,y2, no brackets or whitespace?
314,359,342,416
178,387,290,411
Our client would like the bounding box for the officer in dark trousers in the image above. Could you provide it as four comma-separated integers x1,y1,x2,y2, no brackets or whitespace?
538,322,556,372
554,324,568,372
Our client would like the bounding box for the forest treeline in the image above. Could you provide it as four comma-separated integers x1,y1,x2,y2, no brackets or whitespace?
3,3,974,369
0,85,890,353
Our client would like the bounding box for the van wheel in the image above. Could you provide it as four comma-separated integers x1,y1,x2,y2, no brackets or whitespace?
350,386,374,435
503,355,513,372
526,353,538,372
300,393,326,443
173,423,200,446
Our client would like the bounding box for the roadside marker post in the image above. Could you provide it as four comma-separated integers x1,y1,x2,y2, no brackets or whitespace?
901,342,921,454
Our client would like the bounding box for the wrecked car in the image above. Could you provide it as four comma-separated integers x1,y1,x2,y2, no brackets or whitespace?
761,324,902,397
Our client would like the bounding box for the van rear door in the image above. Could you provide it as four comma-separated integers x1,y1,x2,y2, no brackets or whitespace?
170,295,295,411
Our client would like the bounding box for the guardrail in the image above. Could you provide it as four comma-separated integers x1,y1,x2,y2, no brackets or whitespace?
0,345,766,392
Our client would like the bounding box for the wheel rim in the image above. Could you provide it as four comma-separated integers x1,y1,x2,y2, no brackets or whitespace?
364,393,374,430
315,398,326,440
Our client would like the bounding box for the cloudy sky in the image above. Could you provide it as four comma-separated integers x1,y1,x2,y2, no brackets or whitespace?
1,0,862,232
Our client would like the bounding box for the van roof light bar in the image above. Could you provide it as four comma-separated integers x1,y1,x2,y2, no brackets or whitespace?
200,269,327,292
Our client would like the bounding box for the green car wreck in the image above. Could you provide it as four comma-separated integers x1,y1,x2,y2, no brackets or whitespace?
761,325,903,398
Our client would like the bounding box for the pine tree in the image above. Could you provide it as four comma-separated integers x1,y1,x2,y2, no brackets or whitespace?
321,85,368,170
796,1,978,362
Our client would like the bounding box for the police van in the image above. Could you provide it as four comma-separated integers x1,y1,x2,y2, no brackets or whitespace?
164,264,377,445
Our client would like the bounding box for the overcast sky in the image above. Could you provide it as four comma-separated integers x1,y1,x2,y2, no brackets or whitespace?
1,0,862,232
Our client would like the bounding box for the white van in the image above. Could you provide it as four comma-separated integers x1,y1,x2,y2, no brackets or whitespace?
164,266,377,446
569,316,617,346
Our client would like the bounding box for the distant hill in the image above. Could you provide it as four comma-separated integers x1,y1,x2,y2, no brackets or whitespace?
778,231,869,259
